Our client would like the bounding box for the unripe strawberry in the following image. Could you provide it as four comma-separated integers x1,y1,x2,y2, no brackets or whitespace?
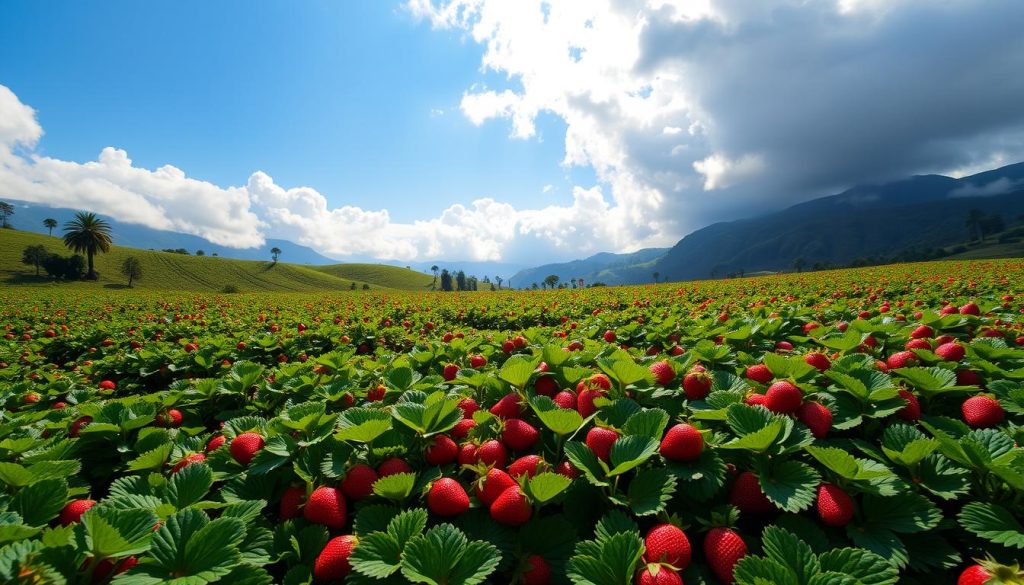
962,395,1005,428
797,402,832,438
490,486,531,526
704,527,747,584
764,380,802,413
304,486,347,529
229,432,264,465
729,471,774,514
644,523,691,568
586,427,619,462
659,423,703,462
314,535,357,581
428,478,470,516
816,483,855,527
341,464,378,500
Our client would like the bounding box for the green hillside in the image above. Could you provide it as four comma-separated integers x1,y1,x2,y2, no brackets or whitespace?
1,229,373,292
314,263,435,290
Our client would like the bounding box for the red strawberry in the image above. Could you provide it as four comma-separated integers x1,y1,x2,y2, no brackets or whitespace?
553,390,577,410
503,419,540,451
428,478,470,516
534,376,559,397
98,380,116,390
586,427,619,462
60,499,96,525
443,363,460,381
425,434,459,466
960,302,981,316
508,455,545,478
896,389,922,421
304,486,347,529
314,535,357,581
797,402,832,438
910,325,934,339
577,388,605,417
556,460,580,479
704,527,747,584
745,393,767,407
490,393,525,418
341,464,378,500
452,418,476,439
458,398,479,418
886,351,918,370
636,564,683,585
816,483,855,527
70,416,92,437
682,365,712,400
729,471,774,514
958,565,991,585
367,384,386,401
521,554,551,585
905,339,931,350
155,408,183,428
171,453,206,474
458,442,479,465
764,380,802,414
804,352,830,372
962,396,1005,428
280,486,305,519
935,342,966,362
229,432,265,465
659,423,703,462
644,523,691,568
956,369,982,387
603,330,617,343
650,361,675,386
378,457,412,477
476,468,517,505
746,364,773,384
577,373,612,392
478,440,508,469
469,354,488,368
205,434,225,452
490,486,532,526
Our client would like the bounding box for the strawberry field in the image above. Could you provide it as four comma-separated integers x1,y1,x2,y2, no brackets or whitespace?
2,259,1024,585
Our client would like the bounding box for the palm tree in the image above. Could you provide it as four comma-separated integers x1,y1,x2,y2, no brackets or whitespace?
62,212,112,280
495,275,503,290
120,257,142,287
431,265,439,287
43,218,58,236
0,201,13,228
270,247,282,263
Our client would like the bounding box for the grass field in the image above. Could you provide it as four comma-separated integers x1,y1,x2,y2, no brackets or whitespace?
0,229,370,293
313,263,435,290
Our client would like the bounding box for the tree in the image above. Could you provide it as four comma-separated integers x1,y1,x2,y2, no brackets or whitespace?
43,218,57,236
543,274,560,289
456,270,467,291
270,247,282,263
62,212,112,280
440,269,453,291
495,276,503,290
42,254,84,280
22,245,49,276
532,282,539,290
431,265,439,287
0,201,13,229
120,256,142,287
980,213,1005,239
652,271,660,283
195,249,205,257
966,208,985,242
792,258,806,273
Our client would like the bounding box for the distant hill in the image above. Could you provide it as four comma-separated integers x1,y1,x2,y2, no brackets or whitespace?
509,248,669,288
0,229,375,293
1,200,338,265
313,264,435,291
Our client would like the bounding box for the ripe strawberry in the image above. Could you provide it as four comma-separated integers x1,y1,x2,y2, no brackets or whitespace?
341,464,378,500
425,434,459,466
960,302,981,316
729,471,774,514
556,460,580,479
962,396,1005,428
886,351,918,370
905,338,931,350
636,564,683,585
816,483,855,527
682,365,712,400
490,393,525,418
476,468,518,506
577,388,605,417
502,419,540,451
577,373,612,393
704,527,747,584
534,376,559,397
280,486,305,519
956,369,982,387
469,354,488,368
553,390,577,410
458,398,479,418
428,478,470,516
452,418,476,439
490,486,532,526
60,499,96,525
521,554,551,585
155,408,183,428
586,427,619,462
443,363,459,381
205,434,225,452
797,402,832,438
304,486,347,529
765,380,802,414
171,453,206,474
910,325,934,339
935,342,966,362
650,361,675,386
804,352,830,372
98,380,116,390
958,565,991,585
746,364,773,384
508,455,545,478
745,393,767,407
659,423,703,462
896,389,922,421
367,384,386,401
478,440,508,469
644,523,691,568
314,535,357,581
70,416,92,437
229,432,264,465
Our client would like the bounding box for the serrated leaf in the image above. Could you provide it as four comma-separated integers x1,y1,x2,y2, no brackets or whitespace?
818,546,900,583
758,459,819,513
607,435,659,476
128,443,173,472
528,472,573,503
530,396,584,436
337,408,394,443
622,408,669,440
564,441,609,486
498,356,538,389
761,525,819,583
958,502,1024,549
719,421,782,452
373,472,416,502
666,449,727,502
387,508,428,546
165,462,213,509
626,467,676,516
10,478,67,527
861,492,941,534
355,505,400,535
401,523,500,585
733,556,799,585
351,532,403,578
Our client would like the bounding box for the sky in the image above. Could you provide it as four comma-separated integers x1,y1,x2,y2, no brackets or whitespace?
2,0,1024,264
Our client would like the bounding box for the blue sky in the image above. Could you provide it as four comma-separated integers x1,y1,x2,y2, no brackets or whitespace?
1,1,1022,263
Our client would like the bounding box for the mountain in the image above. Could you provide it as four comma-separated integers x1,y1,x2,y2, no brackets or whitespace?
2,200,338,265
509,248,669,288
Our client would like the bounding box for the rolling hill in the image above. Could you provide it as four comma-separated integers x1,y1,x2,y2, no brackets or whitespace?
313,263,435,290
1,229,372,293
509,248,669,288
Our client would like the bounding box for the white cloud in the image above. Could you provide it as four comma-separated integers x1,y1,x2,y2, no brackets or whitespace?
693,153,766,191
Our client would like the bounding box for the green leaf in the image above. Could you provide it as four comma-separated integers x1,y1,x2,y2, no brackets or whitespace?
719,421,782,452
373,472,417,502
600,532,645,585
128,443,173,472
401,523,500,585
527,472,573,504
149,507,208,572
607,435,659,476
818,547,899,584
355,505,400,535
10,478,67,527
350,532,403,578
666,449,727,502
845,525,908,569
626,467,676,516
387,508,428,546
726,403,773,436
564,441,609,486
958,502,1024,549
81,507,157,558
891,367,956,392
337,408,394,443
596,358,652,388
183,517,246,580
498,356,538,388
733,556,799,585
622,408,669,440
861,492,941,534
761,526,818,583
758,459,819,513
594,510,639,541
165,462,213,509
530,397,585,436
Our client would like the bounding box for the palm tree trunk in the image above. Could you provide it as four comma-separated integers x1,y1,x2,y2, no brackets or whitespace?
87,250,96,279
